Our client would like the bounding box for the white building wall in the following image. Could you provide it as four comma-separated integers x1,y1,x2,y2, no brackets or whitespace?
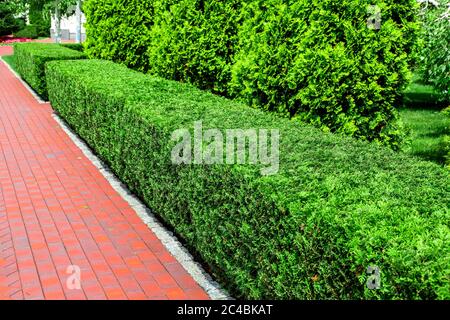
51,12,86,42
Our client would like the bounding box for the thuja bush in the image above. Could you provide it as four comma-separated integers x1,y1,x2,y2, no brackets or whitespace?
230,0,419,148
47,59,450,299
84,0,419,148
85,0,242,95
146,0,243,94
83,0,155,72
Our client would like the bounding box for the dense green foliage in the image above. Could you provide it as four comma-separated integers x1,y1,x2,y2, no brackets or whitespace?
84,0,155,72
6,0,51,38
47,59,450,300
14,24,39,39
418,0,450,102
146,0,242,95
14,43,85,99
0,0,24,36
84,0,420,148
231,0,418,148
28,0,51,37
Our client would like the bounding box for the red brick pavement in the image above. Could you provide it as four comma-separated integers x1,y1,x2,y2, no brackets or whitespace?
0,47,209,300
0,47,13,56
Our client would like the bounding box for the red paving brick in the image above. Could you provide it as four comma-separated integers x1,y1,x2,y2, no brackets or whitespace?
0,47,13,56
0,47,209,300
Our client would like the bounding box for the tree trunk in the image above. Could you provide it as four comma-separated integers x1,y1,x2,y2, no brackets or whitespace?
75,0,82,43
55,0,61,44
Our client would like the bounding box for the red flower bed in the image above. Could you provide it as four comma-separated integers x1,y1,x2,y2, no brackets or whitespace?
0,35,32,44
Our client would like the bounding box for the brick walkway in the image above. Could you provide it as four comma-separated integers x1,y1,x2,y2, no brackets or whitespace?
0,47,13,56
0,47,209,300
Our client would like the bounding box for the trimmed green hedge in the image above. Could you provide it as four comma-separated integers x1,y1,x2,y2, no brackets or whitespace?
84,0,420,148
60,43,84,52
14,43,86,100
46,59,450,300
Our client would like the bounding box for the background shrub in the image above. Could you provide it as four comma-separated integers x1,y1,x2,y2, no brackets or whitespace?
418,0,450,102
0,1,23,36
84,0,420,148
47,59,450,300
28,0,51,38
146,0,243,95
84,0,155,72
14,43,86,100
84,0,242,94
230,0,418,149
14,25,39,39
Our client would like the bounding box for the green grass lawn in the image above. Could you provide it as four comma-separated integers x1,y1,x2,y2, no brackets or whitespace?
400,108,449,164
403,74,443,110
1,54,17,73
401,76,449,165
